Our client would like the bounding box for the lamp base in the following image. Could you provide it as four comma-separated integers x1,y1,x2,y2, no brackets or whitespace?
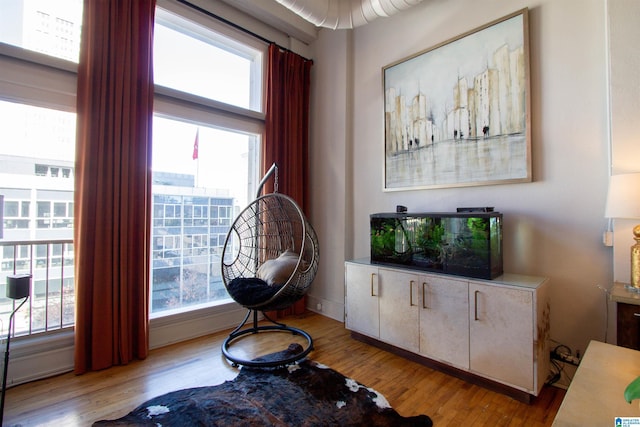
631,225,640,289
625,284,640,293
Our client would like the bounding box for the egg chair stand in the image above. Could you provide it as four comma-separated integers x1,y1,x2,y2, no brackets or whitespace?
220,163,319,368
222,308,314,368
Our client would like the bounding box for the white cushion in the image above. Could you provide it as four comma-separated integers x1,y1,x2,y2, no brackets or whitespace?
257,250,300,286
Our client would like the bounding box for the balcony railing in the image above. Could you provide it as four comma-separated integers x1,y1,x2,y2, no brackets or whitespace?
0,239,75,338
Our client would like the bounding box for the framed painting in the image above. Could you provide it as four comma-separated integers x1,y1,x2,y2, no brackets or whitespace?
383,9,531,191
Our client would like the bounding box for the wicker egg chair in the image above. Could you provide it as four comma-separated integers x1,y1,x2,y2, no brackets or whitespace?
220,164,319,367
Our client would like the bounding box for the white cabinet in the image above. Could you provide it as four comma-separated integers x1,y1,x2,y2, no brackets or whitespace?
469,277,550,393
344,264,419,351
378,268,420,352
344,262,379,338
345,260,550,397
419,274,469,370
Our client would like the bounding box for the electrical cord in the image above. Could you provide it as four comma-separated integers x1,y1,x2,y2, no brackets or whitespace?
547,353,575,386
548,283,610,386
551,344,580,365
597,283,611,343
547,358,562,386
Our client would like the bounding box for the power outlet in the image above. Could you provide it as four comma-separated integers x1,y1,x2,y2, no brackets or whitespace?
551,350,580,366
316,303,322,311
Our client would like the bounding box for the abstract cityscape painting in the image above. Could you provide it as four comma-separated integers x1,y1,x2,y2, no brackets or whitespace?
383,9,531,191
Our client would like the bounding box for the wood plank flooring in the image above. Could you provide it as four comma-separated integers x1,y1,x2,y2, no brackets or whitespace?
3,312,565,426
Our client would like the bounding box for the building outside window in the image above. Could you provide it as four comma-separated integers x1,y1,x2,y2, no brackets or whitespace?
0,0,265,336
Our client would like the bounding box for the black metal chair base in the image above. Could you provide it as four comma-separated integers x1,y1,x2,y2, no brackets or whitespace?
222,309,313,368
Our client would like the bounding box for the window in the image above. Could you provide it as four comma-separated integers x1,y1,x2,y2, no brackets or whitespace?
149,117,260,314
150,4,265,316
0,0,83,63
3,201,30,229
0,0,266,332
154,7,262,112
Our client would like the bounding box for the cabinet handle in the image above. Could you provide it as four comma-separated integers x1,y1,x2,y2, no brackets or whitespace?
370,273,376,296
422,282,428,309
634,313,640,318
410,280,416,306
474,290,480,321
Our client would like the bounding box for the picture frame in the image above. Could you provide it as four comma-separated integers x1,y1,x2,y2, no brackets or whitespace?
383,9,531,191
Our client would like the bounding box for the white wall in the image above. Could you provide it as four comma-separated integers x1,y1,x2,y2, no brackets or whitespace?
308,0,615,361
306,28,352,321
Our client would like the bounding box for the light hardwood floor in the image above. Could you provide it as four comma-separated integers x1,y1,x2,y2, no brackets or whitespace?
4,312,565,426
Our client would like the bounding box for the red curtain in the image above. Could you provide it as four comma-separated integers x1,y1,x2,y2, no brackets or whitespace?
263,44,313,316
74,0,155,374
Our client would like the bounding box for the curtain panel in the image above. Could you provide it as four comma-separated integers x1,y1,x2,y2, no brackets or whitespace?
74,0,155,374
263,44,313,316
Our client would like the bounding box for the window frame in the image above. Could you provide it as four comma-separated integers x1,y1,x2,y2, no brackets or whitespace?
155,1,266,116
150,1,266,317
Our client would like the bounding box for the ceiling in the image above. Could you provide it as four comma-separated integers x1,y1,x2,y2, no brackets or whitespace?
216,0,319,44
216,0,425,44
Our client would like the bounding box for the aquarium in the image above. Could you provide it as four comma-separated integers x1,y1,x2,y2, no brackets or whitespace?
370,211,503,280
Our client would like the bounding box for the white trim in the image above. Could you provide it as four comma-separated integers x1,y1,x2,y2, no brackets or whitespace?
0,44,76,111
305,295,345,322
5,330,74,387
154,86,264,134
5,303,252,387
149,302,249,349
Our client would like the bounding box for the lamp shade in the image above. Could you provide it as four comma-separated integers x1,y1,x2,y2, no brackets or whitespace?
605,173,640,218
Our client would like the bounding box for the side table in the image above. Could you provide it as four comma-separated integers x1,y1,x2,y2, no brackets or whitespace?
611,282,640,350
552,340,640,425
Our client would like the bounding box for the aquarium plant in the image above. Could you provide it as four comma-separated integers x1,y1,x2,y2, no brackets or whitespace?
416,219,445,265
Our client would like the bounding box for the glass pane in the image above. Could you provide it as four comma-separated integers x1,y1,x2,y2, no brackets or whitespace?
0,98,76,335
150,116,258,314
53,202,66,217
0,101,76,161
154,11,261,111
5,201,19,217
37,202,50,217
21,201,30,217
0,0,83,62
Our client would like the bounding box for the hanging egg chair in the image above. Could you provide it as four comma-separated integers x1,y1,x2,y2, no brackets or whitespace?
220,163,319,367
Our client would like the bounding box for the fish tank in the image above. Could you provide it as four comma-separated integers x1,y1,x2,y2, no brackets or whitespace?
370,210,503,280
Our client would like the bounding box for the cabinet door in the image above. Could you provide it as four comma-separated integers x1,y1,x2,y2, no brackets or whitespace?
419,275,469,369
345,263,380,338
378,268,420,352
617,302,640,350
469,282,534,391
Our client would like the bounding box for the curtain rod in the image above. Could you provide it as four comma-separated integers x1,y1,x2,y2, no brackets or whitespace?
176,0,313,63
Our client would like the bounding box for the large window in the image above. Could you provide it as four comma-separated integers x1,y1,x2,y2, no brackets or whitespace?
149,117,260,314
0,45,77,336
0,0,267,335
149,4,264,316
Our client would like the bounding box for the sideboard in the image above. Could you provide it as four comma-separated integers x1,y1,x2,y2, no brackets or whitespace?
344,259,551,402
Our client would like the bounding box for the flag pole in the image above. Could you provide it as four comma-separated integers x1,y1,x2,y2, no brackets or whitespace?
193,128,199,187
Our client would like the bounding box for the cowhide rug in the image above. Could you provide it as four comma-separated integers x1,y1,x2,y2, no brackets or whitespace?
94,344,432,426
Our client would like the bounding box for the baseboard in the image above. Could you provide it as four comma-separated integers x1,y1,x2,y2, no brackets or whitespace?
5,303,252,387
305,294,344,322
149,302,249,349
7,330,75,386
